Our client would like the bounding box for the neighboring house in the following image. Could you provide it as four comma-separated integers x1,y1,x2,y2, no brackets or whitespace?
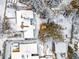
55,42,68,59
11,43,38,59
16,10,36,38
4,0,37,38
4,39,39,59
4,39,54,59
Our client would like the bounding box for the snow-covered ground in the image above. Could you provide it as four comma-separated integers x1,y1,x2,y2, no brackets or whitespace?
53,14,71,42
0,0,6,20
1,0,79,59
55,42,68,59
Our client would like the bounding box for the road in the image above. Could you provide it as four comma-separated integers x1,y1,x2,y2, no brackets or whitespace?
0,0,6,20
0,0,7,59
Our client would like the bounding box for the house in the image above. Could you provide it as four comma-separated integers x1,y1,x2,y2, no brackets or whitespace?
4,40,39,59
16,10,36,38
4,39,55,59
4,0,36,38
11,43,38,59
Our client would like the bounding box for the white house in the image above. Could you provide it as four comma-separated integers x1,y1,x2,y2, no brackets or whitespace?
11,43,39,59
4,40,39,59
16,10,36,38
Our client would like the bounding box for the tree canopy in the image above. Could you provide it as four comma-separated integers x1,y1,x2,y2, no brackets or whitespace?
38,22,63,42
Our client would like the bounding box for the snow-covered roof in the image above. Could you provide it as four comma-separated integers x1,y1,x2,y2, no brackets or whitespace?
16,10,35,38
11,43,39,59
16,10,35,31
20,10,33,18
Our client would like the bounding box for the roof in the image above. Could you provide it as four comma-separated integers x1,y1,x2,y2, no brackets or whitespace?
11,42,38,59
16,10,35,31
